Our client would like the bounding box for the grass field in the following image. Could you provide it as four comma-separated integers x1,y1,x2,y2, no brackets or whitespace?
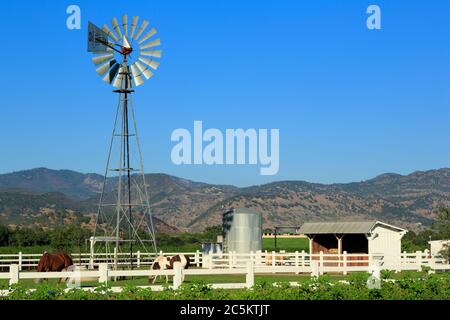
0,270,431,291
0,273,351,290
262,238,309,252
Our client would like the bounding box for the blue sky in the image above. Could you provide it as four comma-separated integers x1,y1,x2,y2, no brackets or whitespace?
0,0,449,186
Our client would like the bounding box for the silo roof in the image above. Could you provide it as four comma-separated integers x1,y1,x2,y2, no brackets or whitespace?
298,221,408,234
232,207,260,215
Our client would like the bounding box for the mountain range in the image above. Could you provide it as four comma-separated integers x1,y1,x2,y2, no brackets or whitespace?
0,167,449,232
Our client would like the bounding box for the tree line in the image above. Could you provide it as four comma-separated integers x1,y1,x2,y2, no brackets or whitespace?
0,223,222,253
0,208,448,257
0,224,90,252
402,207,450,260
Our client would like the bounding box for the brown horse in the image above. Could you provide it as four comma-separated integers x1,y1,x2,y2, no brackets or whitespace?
36,252,74,283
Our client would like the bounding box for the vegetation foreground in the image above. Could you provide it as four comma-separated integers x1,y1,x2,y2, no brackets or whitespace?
1,272,449,300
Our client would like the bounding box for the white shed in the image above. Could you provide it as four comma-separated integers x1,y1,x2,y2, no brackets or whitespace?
299,221,408,266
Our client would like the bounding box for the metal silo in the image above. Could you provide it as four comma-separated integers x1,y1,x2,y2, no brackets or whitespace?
222,208,262,254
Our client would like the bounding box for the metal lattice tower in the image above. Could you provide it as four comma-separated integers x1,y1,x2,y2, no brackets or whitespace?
87,15,162,269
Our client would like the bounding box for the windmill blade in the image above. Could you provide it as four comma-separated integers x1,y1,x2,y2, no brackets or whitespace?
112,66,126,87
140,50,162,58
96,60,117,76
134,20,149,41
139,38,161,50
138,28,157,44
102,63,120,84
111,17,123,38
122,35,131,49
135,61,154,80
138,57,160,70
125,66,133,89
130,63,144,86
92,53,114,65
102,24,119,42
130,16,139,39
122,14,128,36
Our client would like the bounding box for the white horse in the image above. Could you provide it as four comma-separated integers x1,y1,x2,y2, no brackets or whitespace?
149,255,171,284
149,255,192,284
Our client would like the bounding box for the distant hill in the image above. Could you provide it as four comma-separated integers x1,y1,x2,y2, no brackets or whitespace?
0,168,104,200
0,189,179,233
0,167,449,232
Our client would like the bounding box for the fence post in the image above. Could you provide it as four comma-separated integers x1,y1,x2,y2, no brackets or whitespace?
429,257,436,274
250,251,255,266
9,264,19,286
113,247,118,268
416,251,422,271
136,251,141,268
295,251,299,274
99,263,108,284
89,251,95,270
319,251,324,275
209,254,213,270
173,262,183,290
272,251,276,267
311,261,319,278
301,250,306,269
196,250,201,268
343,251,348,276
18,252,23,271
246,261,254,289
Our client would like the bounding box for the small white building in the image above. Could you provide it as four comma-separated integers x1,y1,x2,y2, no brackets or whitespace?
299,221,408,266
428,240,450,257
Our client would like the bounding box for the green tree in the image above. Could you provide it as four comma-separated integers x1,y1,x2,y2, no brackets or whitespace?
433,207,450,239
439,243,450,263
202,225,222,242
0,224,11,246
50,225,90,253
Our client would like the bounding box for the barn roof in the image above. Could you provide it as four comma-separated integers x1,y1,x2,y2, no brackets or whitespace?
298,221,406,235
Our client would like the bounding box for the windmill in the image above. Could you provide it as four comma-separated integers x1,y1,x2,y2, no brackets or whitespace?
87,15,162,270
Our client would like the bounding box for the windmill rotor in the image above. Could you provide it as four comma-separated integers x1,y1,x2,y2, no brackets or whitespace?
88,15,162,88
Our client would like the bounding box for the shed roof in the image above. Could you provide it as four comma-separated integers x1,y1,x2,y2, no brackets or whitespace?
298,221,406,235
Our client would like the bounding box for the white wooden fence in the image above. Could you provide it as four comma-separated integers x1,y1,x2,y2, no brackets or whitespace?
0,253,449,296
0,250,449,296
0,251,203,270
0,250,448,275
0,262,255,293
204,250,450,274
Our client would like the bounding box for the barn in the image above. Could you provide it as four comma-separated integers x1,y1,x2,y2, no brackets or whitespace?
298,221,408,265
